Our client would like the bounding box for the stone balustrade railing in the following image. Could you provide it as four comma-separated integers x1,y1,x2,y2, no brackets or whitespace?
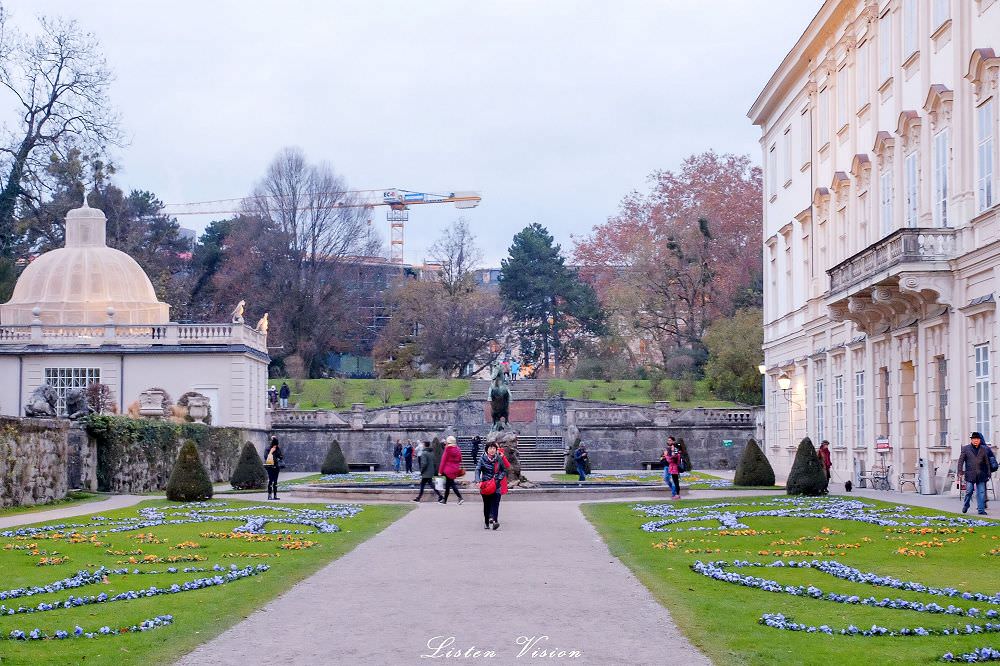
0,322,266,352
828,228,956,294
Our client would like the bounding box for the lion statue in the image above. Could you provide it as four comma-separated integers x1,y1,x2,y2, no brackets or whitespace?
24,384,57,418
65,387,93,420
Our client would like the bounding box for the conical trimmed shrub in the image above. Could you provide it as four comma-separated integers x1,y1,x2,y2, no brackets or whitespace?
431,437,444,474
166,440,213,501
785,437,827,496
321,440,348,475
733,439,775,487
677,437,692,472
565,437,582,475
230,441,267,490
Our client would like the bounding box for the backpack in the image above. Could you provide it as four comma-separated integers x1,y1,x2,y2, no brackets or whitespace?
989,448,999,473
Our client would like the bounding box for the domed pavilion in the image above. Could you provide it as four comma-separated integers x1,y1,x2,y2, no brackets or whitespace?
0,198,269,429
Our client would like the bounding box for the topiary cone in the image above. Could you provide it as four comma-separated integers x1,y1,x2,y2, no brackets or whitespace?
321,440,348,475
230,441,267,490
431,437,444,474
166,440,214,501
733,438,775,487
565,437,582,475
785,436,827,496
677,437,692,472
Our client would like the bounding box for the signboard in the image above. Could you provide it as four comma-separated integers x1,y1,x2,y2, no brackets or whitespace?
722,439,734,448
875,436,891,451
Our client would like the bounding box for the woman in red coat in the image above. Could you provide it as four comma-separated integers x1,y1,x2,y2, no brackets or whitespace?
438,436,465,505
498,446,511,495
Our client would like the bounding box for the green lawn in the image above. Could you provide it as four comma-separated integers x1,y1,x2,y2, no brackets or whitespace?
0,499,408,665
583,496,1000,665
551,471,725,484
547,379,741,408
285,378,469,409
277,472,420,488
0,492,103,518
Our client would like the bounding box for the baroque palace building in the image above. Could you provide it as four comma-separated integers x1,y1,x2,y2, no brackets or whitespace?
749,0,1000,489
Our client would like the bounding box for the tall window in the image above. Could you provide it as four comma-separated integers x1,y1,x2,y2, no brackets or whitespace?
856,41,870,108
837,67,849,130
934,129,949,226
818,86,830,145
937,356,948,447
879,12,893,82
881,367,891,434
800,108,811,166
902,0,918,60
880,168,894,235
783,127,792,184
855,371,866,447
44,367,100,417
976,344,991,442
859,191,870,249
904,151,919,227
932,0,949,30
768,143,777,197
815,376,826,444
834,375,845,448
978,100,994,212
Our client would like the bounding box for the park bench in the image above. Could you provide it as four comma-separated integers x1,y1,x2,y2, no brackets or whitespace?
347,462,381,472
640,460,665,471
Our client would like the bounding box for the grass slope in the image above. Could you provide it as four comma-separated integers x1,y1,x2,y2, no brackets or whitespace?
0,499,409,665
583,496,1000,665
286,378,469,409
547,379,740,408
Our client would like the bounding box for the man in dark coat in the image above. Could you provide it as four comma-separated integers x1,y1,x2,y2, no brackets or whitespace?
412,442,443,502
471,436,481,466
959,431,991,515
278,382,291,409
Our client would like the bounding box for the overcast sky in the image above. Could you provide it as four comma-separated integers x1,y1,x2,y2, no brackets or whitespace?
6,0,820,266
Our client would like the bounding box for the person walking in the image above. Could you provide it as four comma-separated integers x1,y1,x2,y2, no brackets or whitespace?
471,436,481,467
475,442,509,530
663,440,682,500
959,432,991,515
818,440,833,493
574,443,589,481
267,385,278,410
392,440,403,473
438,435,465,505
278,382,291,409
412,442,444,503
510,359,520,382
403,440,414,473
264,436,284,500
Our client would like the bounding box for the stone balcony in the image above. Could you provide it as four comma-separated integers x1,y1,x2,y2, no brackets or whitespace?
0,321,267,352
826,228,956,335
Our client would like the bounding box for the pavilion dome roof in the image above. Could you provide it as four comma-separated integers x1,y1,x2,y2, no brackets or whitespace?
0,199,170,326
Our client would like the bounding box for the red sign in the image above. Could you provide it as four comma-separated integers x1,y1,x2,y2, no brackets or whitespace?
875,437,891,451
484,400,536,424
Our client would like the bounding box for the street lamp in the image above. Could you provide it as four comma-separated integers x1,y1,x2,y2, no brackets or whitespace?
758,364,767,375
777,373,792,391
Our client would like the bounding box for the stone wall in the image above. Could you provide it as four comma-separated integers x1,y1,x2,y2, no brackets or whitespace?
0,417,69,508
270,399,762,471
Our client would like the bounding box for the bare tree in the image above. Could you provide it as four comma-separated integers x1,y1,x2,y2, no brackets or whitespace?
0,9,121,252
428,218,483,296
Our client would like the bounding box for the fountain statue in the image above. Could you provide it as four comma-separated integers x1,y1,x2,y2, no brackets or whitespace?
485,364,532,486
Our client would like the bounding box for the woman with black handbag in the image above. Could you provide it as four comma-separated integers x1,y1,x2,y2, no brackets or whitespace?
475,442,508,530
263,436,284,500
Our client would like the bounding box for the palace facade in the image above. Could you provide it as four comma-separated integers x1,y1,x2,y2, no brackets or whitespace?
749,0,1000,488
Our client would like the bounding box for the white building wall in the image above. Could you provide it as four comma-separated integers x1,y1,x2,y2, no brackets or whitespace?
751,0,1000,488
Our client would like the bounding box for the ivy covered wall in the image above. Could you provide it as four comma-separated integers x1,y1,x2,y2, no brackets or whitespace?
84,415,242,493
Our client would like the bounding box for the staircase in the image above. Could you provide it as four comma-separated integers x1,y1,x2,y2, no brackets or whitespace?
458,435,565,471
468,378,548,401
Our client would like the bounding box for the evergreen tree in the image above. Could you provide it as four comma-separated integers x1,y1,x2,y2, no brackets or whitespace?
499,223,605,372
166,440,214,501
432,437,444,474
230,441,267,490
565,437,582,475
785,437,827,496
733,438,774,487
321,440,348,475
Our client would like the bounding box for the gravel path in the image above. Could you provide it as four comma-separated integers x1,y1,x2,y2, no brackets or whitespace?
175,499,711,666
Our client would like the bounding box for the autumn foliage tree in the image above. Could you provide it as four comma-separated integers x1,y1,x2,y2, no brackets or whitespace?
574,151,762,373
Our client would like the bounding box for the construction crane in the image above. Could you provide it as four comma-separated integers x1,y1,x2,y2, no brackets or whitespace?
161,189,482,264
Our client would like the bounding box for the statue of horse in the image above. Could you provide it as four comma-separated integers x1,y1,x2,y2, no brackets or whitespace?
489,365,511,431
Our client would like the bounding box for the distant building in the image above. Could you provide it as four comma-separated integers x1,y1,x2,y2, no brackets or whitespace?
749,0,1000,485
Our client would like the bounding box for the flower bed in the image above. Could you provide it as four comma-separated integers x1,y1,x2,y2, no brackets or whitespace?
0,499,408,664
583,495,1000,664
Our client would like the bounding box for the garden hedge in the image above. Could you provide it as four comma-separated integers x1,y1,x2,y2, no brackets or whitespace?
321,439,348,475
230,441,267,490
785,436,827,496
733,438,775,487
166,439,214,501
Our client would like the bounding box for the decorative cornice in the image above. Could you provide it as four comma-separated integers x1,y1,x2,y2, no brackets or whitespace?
923,84,954,132
872,130,895,167
895,110,922,152
966,48,1000,101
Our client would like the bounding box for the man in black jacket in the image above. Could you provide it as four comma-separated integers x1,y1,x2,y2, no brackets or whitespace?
412,442,443,502
959,431,991,515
